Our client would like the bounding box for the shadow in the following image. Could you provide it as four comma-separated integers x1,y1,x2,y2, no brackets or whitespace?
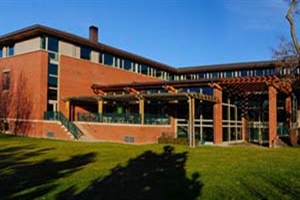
240,172,300,199
57,145,202,200
0,144,96,200
0,71,33,134
12,72,33,135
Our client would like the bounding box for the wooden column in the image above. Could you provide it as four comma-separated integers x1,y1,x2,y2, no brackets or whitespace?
269,86,277,147
213,85,223,144
98,99,103,114
65,101,70,120
139,99,144,124
188,96,195,148
242,116,247,142
285,96,292,128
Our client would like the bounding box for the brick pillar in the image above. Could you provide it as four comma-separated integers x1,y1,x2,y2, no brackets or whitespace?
285,96,292,128
269,86,277,147
213,87,223,144
65,101,70,120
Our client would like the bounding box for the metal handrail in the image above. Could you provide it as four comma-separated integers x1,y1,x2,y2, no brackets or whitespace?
44,111,80,139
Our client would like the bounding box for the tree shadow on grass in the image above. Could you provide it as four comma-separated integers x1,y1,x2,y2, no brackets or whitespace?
0,144,96,200
240,172,300,199
57,145,202,200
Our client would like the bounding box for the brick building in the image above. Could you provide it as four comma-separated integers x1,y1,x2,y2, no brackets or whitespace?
0,24,299,147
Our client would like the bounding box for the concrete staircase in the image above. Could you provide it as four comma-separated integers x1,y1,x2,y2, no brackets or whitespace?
74,123,96,142
273,135,290,147
58,122,76,140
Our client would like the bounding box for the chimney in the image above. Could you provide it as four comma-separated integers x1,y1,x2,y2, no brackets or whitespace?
89,25,98,43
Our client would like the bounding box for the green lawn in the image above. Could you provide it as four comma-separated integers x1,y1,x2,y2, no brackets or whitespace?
0,134,300,200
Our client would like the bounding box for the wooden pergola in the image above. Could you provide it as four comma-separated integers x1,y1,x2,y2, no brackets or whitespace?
64,75,296,147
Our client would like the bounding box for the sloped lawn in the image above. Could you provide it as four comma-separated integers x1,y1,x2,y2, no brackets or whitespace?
0,134,299,200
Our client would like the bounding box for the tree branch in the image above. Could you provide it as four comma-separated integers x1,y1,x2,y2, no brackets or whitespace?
286,0,300,55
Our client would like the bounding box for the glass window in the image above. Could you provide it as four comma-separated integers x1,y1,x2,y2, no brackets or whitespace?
156,70,162,78
241,70,247,77
212,72,218,78
48,76,58,88
8,45,14,56
124,59,132,71
99,52,103,63
168,74,174,81
48,63,58,75
48,89,57,100
201,87,213,95
80,46,91,60
104,52,113,66
49,52,58,61
198,72,205,78
48,37,59,52
226,71,232,78
255,69,263,76
0,48,3,58
2,71,10,90
141,64,148,75
40,36,46,49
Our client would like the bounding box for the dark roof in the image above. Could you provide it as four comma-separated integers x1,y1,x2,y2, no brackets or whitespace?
0,24,290,74
0,24,176,73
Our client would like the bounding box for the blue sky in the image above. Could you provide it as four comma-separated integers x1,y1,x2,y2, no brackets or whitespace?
0,0,296,67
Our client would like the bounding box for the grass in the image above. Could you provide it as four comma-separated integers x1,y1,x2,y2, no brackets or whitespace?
1,134,300,200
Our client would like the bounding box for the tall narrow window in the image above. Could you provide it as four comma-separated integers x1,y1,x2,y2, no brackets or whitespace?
8,45,14,56
0,48,3,58
2,71,10,90
141,64,148,75
40,36,46,49
48,37,59,52
104,52,114,66
124,59,132,71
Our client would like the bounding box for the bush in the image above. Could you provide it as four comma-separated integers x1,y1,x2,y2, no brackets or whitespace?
289,128,300,146
158,135,199,145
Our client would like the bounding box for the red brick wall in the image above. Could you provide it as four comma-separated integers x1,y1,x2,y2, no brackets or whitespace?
7,120,73,140
78,123,174,144
0,51,48,119
59,55,161,116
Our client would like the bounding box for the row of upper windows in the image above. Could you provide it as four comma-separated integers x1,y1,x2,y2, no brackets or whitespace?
2,36,299,81
0,45,14,58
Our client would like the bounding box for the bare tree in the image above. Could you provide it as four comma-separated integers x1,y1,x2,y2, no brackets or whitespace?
0,71,32,134
12,72,33,135
272,0,299,58
271,0,300,134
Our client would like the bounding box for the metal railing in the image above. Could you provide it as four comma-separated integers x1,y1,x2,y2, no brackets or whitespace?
44,111,81,139
144,114,170,125
277,122,289,136
77,112,171,125
77,112,141,124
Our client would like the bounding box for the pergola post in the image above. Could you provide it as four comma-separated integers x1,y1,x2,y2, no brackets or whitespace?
188,96,195,148
98,99,103,122
98,99,103,114
212,84,223,144
269,86,277,147
285,95,292,128
139,98,144,124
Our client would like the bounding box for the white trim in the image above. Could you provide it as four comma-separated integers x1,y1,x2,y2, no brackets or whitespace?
5,118,60,124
